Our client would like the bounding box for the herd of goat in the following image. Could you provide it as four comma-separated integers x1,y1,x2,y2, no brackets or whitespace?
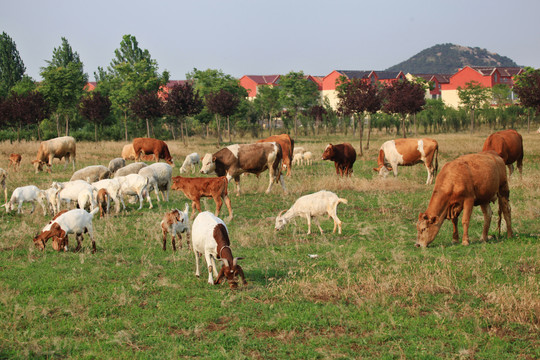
0,129,524,289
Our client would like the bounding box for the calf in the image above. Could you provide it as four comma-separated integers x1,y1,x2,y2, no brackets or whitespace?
33,208,99,253
96,188,110,218
482,129,523,177
160,203,190,251
322,143,356,177
416,151,512,247
191,211,247,289
171,176,233,221
275,190,348,235
200,142,286,195
8,154,22,172
373,138,439,185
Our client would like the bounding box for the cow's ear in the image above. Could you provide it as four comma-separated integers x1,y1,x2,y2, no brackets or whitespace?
429,216,437,224
212,155,217,162
419,212,428,221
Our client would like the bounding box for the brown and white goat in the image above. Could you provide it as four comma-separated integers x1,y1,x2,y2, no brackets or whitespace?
96,188,110,218
8,153,22,172
171,176,233,221
191,211,247,289
160,203,190,251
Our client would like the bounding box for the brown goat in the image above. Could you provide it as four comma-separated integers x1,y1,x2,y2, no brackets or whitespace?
96,188,110,218
171,176,233,221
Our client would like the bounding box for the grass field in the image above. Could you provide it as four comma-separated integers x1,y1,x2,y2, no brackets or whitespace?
0,131,538,359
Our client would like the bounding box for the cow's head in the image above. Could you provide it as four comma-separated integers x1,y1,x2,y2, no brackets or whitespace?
166,158,175,166
322,144,334,160
415,212,442,248
200,153,216,175
373,165,392,177
32,160,46,173
215,258,247,289
274,210,288,231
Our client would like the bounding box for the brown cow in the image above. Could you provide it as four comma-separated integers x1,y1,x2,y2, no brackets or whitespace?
322,143,356,177
482,129,523,177
257,134,294,176
171,176,233,221
32,136,76,173
416,151,512,247
132,138,174,165
8,154,22,172
373,138,439,184
200,142,286,195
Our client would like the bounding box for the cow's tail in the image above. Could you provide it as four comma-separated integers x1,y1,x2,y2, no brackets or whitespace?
433,145,439,178
274,143,284,183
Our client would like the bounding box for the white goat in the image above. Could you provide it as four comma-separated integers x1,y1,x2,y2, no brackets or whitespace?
293,147,305,155
179,153,200,174
191,211,246,288
292,152,303,166
54,180,97,213
39,186,62,215
138,163,172,202
275,190,348,235
33,208,99,253
70,165,111,182
0,168,7,204
302,151,313,165
4,185,47,215
92,178,126,213
160,203,190,251
116,174,153,210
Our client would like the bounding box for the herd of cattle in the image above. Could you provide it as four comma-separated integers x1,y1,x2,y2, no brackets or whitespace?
0,129,524,288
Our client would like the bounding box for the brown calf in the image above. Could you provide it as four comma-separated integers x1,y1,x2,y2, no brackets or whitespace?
96,189,110,218
8,153,22,172
171,176,233,221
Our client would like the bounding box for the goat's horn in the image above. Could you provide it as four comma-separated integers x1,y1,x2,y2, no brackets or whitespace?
277,210,286,217
233,257,244,266
222,258,230,268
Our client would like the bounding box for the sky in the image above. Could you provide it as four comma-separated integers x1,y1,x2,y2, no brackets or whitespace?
2,0,539,82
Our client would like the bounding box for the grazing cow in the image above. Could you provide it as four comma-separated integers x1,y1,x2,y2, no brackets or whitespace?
482,129,523,177
257,134,294,176
322,143,356,177
416,151,512,248
373,138,439,185
33,208,99,253
32,136,76,173
171,176,233,221
160,204,190,251
8,154,22,172
200,142,287,195
132,138,174,165
191,211,247,289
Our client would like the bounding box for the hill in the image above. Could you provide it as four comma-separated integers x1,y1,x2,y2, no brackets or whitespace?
386,43,519,74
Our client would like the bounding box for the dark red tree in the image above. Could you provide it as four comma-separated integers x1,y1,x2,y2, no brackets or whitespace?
79,91,112,141
205,89,240,145
164,82,203,144
130,89,164,138
514,67,540,115
382,79,426,138
3,91,49,141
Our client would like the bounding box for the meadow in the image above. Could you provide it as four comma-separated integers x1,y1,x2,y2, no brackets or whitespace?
0,131,538,359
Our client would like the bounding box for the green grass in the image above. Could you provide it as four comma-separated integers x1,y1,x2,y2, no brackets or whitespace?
0,132,538,359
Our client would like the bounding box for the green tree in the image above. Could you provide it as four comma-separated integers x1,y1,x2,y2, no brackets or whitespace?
254,85,281,135
40,37,88,136
95,35,169,141
79,91,112,141
0,32,26,98
491,83,512,107
278,71,319,137
457,80,490,133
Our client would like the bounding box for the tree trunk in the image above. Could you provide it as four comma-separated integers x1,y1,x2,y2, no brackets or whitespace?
123,111,128,142
65,114,69,136
402,116,407,138
184,121,189,145
146,118,150,138
358,117,364,157
227,115,231,143
216,114,221,147
413,113,418,137
366,115,372,150
55,113,60,137
95,123,98,142
470,110,475,134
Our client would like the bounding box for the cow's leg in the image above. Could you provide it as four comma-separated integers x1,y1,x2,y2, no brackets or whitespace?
278,174,287,194
498,194,513,238
234,176,241,196
265,168,276,194
425,164,433,185
451,217,460,243
334,163,340,175
461,199,474,246
508,164,514,176
191,199,202,220
223,195,233,221
391,162,399,177
479,203,492,242
213,195,223,217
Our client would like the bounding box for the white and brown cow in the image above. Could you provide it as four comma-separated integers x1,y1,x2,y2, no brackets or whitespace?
200,142,286,196
373,138,438,184
32,136,76,173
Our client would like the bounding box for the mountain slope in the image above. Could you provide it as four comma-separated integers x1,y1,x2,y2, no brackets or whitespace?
386,43,518,74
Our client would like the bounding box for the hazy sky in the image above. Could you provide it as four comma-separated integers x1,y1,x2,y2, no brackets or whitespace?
2,0,539,81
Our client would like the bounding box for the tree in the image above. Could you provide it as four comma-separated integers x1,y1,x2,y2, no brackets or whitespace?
309,105,327,135
514,67,540,131
205,89,240,145
278,71,320,136
457,80,490,133
0,32,26,98
39,37,88,136
129,89,164,138
253,85,281,135
382,79,426,138
2,91,49,141
95,34,169,141
491,83,512,107
79,91,112,141
164,82,203,144
337,77,382,154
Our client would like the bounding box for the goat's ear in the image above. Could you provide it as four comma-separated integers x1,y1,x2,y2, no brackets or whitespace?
233,257,244,266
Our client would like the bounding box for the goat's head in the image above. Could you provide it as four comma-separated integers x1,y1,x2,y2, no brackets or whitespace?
274,210,288,231
33,223,65,251
215,257,247,289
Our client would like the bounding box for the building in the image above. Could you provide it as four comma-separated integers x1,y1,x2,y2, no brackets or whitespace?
239,75,281,99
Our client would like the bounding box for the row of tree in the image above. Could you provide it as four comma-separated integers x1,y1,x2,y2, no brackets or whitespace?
1,32,540,145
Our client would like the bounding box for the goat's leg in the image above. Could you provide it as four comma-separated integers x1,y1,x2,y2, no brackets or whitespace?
205,253,216,284
194,251,200,278
162,231,167,251
172,234,177,251
313,217,324,235
305,214,312,235
75,234,83,252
